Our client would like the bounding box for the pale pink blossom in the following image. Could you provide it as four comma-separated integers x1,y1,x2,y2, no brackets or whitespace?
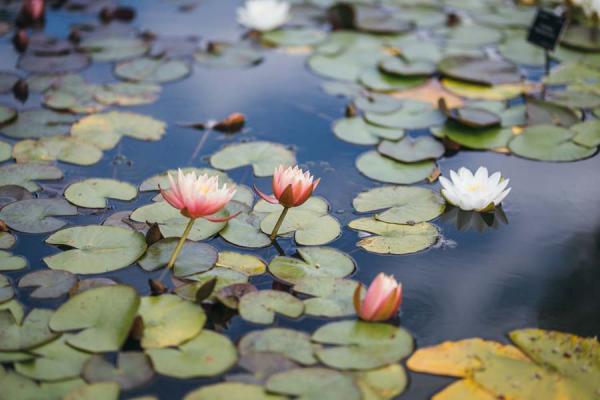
255,165,320,208
160,169,237,222
22,0,45,21
354,273,403,322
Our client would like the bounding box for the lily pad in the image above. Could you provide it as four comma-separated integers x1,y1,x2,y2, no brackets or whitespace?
0,198,77,234
0,105,16,125
175,268,248,301
262,28,326,47
82,352,153,390
377,136,444,162
0,251,26,272
195,42,263,68
2,109,75,140
65,178,137,208
0,274,13,303
0,372,86,400
238,328,318,365
63,382,119,400
268,247,355,284
365,100,445,130
379,57,436,77
49,285,140,353
239,290,304,324
0,232,16,250
138,239,217,277
435,123,514,150
44,225,147,274
43,78,105,114
210,141,296,177
13,135,103,166
312,320,414,370
18,270,76,298
561,25,600,52
353,186,445,224
349,217,439,255
499,36,545,66
115,57,191,83
219,212,272,248
332,117,404,145
508,125,595,162
526,97,580,127
0,164,63,192
0,308,59,351
94,82,161,106
184,382,282,400
572,120,600,148
354,364,408,400
216,251,266,276
438,56,521,85
294,277,362,318
138,294,206,349
442,78,531,101
80,37,149,62
358,67,426,92
18,53,90,74
146,330,237,378
260,209,341,245
356,151,437,184
266,367,361,400
71,111,166,150
0,141,11,162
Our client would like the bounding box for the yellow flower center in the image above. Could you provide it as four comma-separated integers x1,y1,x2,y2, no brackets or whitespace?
466,183,482,193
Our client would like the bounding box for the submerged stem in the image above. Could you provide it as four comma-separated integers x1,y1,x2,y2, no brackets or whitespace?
167,217,196,270
270,207,289,241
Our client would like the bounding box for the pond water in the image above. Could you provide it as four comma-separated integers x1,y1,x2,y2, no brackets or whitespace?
1,0,599,399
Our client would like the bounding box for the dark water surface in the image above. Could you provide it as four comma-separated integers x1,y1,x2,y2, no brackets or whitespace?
2,1,600,399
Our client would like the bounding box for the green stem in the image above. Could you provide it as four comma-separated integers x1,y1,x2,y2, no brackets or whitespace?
270,207,289,241
167,218,196,269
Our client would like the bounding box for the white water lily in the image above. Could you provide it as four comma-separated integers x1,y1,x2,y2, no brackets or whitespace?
237,0,290,32
439,167,511,212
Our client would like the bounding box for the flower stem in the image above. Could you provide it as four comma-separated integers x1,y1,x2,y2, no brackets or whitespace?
270,207,289,241
167,218,196,270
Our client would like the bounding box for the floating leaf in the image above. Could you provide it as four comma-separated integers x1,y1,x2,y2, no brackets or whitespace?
18,270,76,298
268,247,355,284
442,78,531,101
0,232,16,250
0,309,59,351
349,217,439,255
216,251,266,276
18,53,90,74
332,117,404,146
0,251,26,272
547,89,600,110
239,290,304,324
0,141,11,162
266,367,361,400
44,225,147,274
215,283,257,309
379,57,436,77
294,277,361,318
210,141,296,177
356,151,437,185
65,178,137,208
434,123,513,150
13,135,103,166
432,379,496,400
0,274,13,303
354,364,408,400
184,382,282,400
526,97,580,127
572,120,600,148
0,105,16,125
138,238,217,277
83,352,154,390
63,382,119,400
79,37,149,62
219,212,271,248
365,100,445,130
0,164,63,192
0,372,85,400
0,198,77,234
176,267,248,302
377,136,444,162
195,42,263,68
138,294,206,349
1,109,77,139
499,36,545,66
254,196,329,215
71,111,166,150
42,77,105,113
438,56,521,85
561,25,600,52
94,82,161,106
115,57,191,83
146,330,237,378
262,28,326,47
359,67,426,91
49,285,140,352
238,328,318,365
353,186,445,224
508,125,595,162
260,209,341,245
312,320,414,370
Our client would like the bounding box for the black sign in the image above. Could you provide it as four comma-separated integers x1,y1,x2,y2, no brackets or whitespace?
527,8,567,51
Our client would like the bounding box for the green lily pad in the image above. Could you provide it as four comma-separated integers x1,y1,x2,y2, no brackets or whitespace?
526,97,580,127
0,274,13,303
499,36,545,66
0,372,86,400
63,382,119,400
561,25,600,52
547,89,600,110
509,125,595,162
130,201,227,241
138,238,217,277
216,251,266,276
0,109,77,139
94,82,161,106
262,28,326,47
349,217,439,255
266,367,361,400
356,151,436,184
253,196,329,215
359,67,427,92
238,328,318,365
354,364,408,400
435,122,514,150
0,105,16,125
175,267,248,301
146,330,237,378
65,178,137,208
438,55,521,85
0,298,22,323
71,111,166,150
572,120,600,148
0,164,63,192
0,308,59,351
0,232,16,250
0,251,26,272
312,320,414,370
49,285,140,353
184,382,282,400
195,42,263,68
294,277,362,318
0,198,77,234
442,78,529,101
260,209,341,245
210,141,296,177
80,37,149,62
0,141,11,162
18,53,90,74
13,136,103,166
18,270,76,298
332,117,404,145
83,352,153,390
365,100,445,129
442,24,503,48
14,335,91,381
115,57,191,83
379,57,436,77
239,290,304,324
268,247,355,284
353,186,445,224
44,225,147,274
544,62,600,85
219,211,272,248
42,78,105,114
138,294,206,349
377,136,444,162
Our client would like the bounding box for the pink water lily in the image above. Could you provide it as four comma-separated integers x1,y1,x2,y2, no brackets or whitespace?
22,0,45,22
354,273,403,322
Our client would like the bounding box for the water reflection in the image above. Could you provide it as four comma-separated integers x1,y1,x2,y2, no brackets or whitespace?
440,206,509,233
